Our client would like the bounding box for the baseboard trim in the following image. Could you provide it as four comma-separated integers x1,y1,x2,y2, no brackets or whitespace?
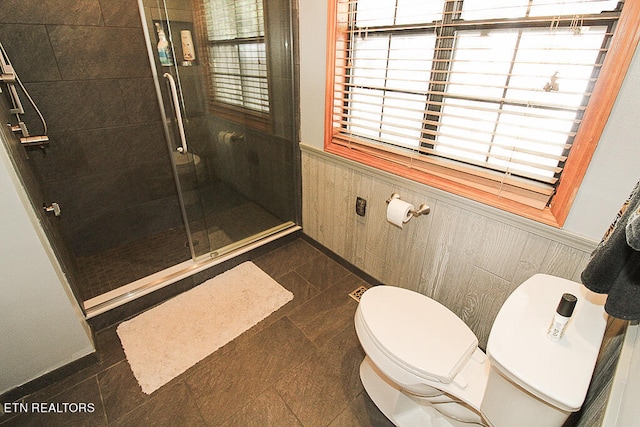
301,233,380,286
1,351,98,407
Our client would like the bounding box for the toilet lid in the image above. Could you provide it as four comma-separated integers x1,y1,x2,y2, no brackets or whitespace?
359,286,478,384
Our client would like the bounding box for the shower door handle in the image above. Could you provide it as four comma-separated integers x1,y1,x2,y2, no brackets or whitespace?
163,73,188,154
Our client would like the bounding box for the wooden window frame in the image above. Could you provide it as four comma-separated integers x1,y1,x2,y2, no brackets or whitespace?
324,0,640,227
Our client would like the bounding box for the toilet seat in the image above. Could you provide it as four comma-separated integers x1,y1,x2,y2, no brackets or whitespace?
358,286,478,384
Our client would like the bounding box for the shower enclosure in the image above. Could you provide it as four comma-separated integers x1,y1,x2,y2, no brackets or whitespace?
77,0,300,312
0,0,299,318
138,0,299,255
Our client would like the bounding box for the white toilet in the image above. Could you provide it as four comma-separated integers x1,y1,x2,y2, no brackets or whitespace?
354,274,608,427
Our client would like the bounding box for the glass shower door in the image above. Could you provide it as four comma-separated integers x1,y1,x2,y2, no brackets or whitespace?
140,0,299,260
142,0,211,258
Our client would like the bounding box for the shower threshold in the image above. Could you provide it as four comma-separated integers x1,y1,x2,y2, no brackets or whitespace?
83,222,300,318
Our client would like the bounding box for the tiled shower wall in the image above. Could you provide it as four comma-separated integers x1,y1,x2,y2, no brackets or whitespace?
204,0,300,223
0,0,182,256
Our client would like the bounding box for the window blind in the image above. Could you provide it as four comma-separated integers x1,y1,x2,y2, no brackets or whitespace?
329,0,622,209
202,0,269,114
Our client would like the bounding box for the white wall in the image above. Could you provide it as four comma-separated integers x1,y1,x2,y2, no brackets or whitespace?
565,46,640,240
299,0,327,151
299,0,640,242
0,138,94,395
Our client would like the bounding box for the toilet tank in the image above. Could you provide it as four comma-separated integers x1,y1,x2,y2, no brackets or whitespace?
480,274,607,427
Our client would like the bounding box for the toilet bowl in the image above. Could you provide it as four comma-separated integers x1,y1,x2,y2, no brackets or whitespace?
355,274,608,427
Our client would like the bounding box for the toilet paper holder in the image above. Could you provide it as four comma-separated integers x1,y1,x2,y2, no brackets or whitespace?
386,193,430,217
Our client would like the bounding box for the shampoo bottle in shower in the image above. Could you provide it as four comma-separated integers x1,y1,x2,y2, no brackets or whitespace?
547,293,577,341
155,23,173,67
180,30,196,64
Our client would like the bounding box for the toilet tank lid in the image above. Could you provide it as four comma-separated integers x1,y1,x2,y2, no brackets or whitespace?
359,285,478,383
486,274,607,412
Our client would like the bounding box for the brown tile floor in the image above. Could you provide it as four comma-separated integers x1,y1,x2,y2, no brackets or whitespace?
1,239,393,426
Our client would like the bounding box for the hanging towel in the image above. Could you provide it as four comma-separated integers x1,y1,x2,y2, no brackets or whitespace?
581,180,640,320
626,196,640,250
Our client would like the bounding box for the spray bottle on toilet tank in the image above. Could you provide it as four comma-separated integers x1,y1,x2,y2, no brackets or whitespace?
547,293,577,341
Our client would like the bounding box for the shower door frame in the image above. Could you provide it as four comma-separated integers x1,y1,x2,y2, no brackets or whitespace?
141,0,300,261
82,0,301,318
141,0,205,261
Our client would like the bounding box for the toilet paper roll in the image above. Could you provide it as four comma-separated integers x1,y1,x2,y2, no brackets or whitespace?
218,131,233,146
386,198,414,228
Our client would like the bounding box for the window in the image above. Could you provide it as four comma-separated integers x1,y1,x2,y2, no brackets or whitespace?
326,0,640,226
202,0,269,118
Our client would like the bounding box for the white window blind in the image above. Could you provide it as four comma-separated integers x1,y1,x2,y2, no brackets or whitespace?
203,0,269,114
330,0,622,208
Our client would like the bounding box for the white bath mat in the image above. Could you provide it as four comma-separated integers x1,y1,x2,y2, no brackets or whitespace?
116,261,293,394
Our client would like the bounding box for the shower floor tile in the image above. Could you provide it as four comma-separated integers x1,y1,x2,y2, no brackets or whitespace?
75,227,191,301
75,181,285,302
0,238,392,427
